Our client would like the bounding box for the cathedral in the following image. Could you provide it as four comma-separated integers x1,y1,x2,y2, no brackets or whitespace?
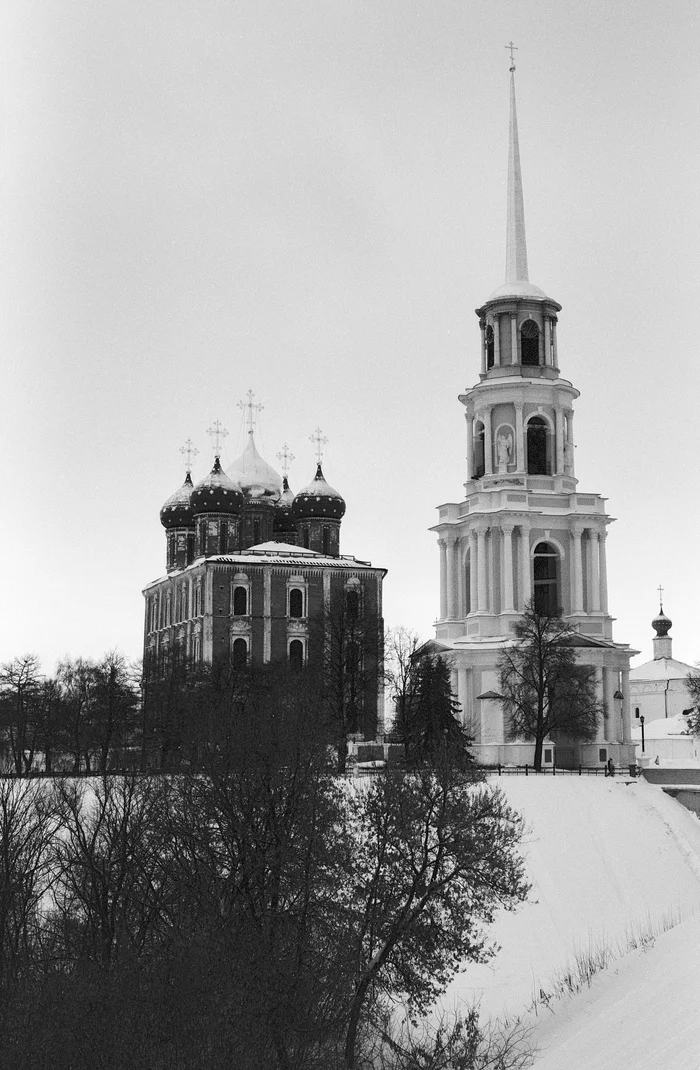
143,408,386,740
431,66,638,769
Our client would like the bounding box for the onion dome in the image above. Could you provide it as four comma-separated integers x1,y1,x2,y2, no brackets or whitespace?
191,457,243,515
292,464,346,520
227,433,282,500
652,607,672,638
160,472,195,529
274,476,297,533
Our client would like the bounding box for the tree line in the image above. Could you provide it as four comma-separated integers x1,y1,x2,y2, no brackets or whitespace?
0,666,531,1070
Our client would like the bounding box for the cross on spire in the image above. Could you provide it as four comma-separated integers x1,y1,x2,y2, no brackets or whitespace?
238,389,264,434
505,40,518,72
206,419,229,457
657,584,664,611
310,427,328,465
179,438,199,474
276,443,295,477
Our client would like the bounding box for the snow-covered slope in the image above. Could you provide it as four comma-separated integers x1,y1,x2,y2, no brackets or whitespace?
530,914,700,1069
443,777,700,1021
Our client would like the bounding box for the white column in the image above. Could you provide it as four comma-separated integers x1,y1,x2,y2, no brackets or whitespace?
571,527,584,614
469,530,478,615
483,407,493,475
595,666,606,742
501,524,515,612
603,667,616,736
555,408,564,474
599,530,609,614
446,536,457,619
510,313,518,365
477,528,488,613
621,669,631,744
438,539,447,620
518,525,531,609
544,317,552,365
515,403,525,472
493,315,501,366
466,413,474,482
552,318,558,365
589,531,601,612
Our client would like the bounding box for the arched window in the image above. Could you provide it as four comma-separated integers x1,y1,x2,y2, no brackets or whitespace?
486,325,495,369
526,417,549,475
346,589,360,619
289,639,304,670
232,638,247,669
473,422,485,479
186,533,194,564
322,527,330,555
520,319,539,365
289,588,304,618
302,529,310,549
233,586,247,616
219,521,228,554
253,519,261,545
533,542,559,615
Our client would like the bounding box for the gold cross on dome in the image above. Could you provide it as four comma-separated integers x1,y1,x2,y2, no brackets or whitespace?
310,427,328,465
276,443,295,477
206,419,229,457
179,438,199,473
506,40,518,71
657,584,664,611
237,389,264,434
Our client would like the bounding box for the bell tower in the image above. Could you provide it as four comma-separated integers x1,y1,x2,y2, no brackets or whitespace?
431,56,637,769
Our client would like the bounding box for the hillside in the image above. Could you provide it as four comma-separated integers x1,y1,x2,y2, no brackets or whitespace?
441,776,700,1045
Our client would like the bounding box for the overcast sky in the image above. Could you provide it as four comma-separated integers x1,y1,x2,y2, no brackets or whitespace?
1,0,699,673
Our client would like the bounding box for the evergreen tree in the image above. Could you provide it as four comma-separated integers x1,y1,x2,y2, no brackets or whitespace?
398,653,472,767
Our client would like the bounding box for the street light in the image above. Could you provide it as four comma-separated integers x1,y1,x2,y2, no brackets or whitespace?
640,714,645,754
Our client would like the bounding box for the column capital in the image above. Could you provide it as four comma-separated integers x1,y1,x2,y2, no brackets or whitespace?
500,522,515,535
445,532,459,547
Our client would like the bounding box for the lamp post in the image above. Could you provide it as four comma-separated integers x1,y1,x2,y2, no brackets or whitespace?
640,715,645,754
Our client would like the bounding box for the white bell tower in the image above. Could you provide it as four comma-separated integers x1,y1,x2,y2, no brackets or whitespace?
431,57,637,769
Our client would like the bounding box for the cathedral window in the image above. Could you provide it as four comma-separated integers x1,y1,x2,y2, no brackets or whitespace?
253,519,261,545
323,527,330,555
289,639,304,670
302,529,310,549
473,422,485,479
233,586,248,616
520,319,539,365
219,521,228,554
486,325,495,369
526,417,549,475
232,637,248,669
346,589,360,620
186,533,194,565
194,583,203,617
289,588,304,618
533,542,559,615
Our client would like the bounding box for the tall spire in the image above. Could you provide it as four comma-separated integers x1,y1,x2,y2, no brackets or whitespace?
505,68,529,285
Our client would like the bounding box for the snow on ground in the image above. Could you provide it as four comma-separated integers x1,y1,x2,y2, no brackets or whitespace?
528,913,700,1069
442,776,700,1022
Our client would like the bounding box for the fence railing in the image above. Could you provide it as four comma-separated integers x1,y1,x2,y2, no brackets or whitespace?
351,762,640,779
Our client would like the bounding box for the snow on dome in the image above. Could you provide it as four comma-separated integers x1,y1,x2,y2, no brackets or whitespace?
227,432,282,500
292,463,346,521
160,472,195,529
190,457,244,516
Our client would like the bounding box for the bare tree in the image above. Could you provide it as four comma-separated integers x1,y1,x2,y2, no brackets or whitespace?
498,601,602,771
342,764,529,1069
0,655,44,775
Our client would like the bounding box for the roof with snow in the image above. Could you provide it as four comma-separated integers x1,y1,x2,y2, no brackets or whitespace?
630,656,695,681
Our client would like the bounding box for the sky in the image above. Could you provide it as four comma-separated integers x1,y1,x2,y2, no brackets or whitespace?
1,0,699,673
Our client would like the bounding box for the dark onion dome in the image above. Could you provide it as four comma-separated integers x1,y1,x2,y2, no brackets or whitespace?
291,463,346,520
652,608,672,638
227,432,282,500
274,476,298,532
160,472,194,529
190,457,244,515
